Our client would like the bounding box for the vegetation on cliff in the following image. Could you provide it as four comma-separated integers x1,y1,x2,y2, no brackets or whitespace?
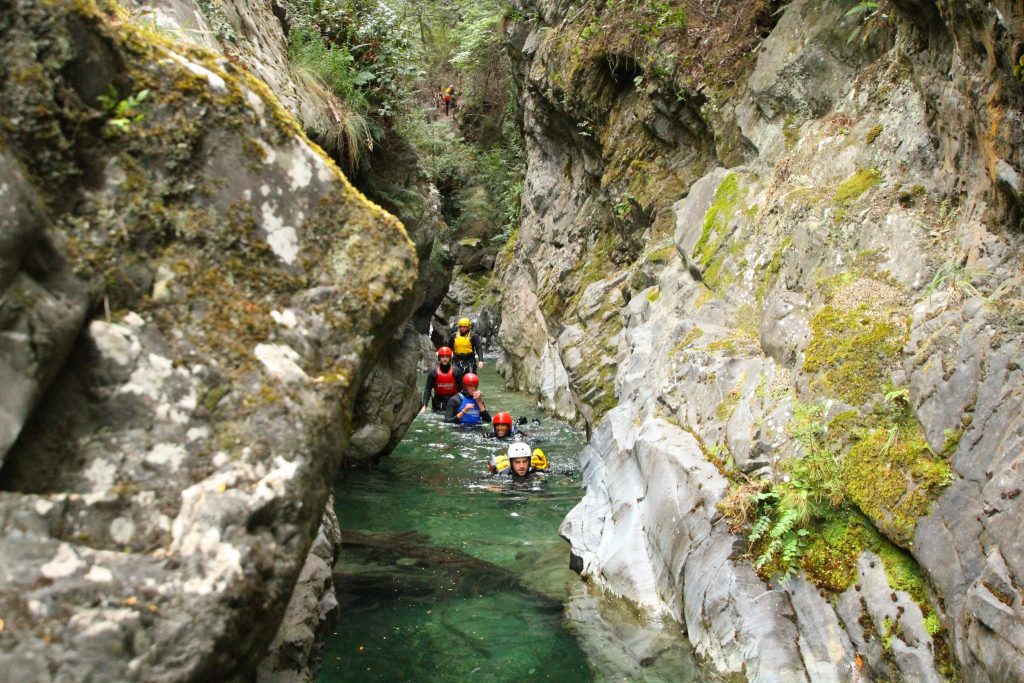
281,0,523,266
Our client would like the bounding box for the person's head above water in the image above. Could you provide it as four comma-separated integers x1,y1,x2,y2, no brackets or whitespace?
457,317,471,333
437,346,453,366
508,442,532,476
492,412,512,438
462,373,479,392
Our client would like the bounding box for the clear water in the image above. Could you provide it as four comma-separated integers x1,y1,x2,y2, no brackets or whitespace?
319,366,704,682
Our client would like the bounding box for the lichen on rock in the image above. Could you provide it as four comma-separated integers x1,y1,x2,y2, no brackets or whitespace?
502,0,1024,680
0,0,418,679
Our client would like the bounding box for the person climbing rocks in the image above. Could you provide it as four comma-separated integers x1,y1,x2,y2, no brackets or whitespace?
444,372,491,426
420,346,463,414
488,442,548,479
442,83,456,116
448,317,483,375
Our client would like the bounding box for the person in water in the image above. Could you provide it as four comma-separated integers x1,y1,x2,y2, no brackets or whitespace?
420,346,463,413
483,412,533,440
489,442,548,479
443,373,491,426
485,412,515,439
447,317,484,375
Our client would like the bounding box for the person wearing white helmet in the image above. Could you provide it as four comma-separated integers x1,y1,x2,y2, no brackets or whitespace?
488,442,549,480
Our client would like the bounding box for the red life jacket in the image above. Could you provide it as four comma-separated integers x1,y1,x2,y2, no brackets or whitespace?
435,366,458,397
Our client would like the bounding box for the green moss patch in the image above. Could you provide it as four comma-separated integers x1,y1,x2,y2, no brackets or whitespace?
844,413,954,548
755,237,791,303
722,394,953,592
670,326,704,356
803,303,907,405
833,168,881,205
692,173,743,268
645,243,676,264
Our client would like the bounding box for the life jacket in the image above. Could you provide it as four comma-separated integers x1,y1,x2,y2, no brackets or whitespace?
489,448,547,474
443,87,453,102
456,393,481,425
452,332,474,356
435,366,458,397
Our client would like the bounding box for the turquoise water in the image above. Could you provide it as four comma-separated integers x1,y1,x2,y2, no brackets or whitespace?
319,366,591,682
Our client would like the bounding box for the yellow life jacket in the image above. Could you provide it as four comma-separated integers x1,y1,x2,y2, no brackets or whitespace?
453,332,474,355
531,448,548,470
491,449,546,474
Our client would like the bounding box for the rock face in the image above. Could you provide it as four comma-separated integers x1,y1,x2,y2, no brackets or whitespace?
0,1,416,679
344,132,452,462
500,0,1024,680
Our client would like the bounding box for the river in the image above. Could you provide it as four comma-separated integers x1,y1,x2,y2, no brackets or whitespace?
318,366,704,682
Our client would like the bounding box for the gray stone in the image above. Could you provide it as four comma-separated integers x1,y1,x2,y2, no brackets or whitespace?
257,502,342,683
0,3,417,680
760,290,811,367
343,325,423,463
0,150,90,466
785,577,856,683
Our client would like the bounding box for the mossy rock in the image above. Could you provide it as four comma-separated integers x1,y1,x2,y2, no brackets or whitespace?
803,304,906,405
692,172,744,268
843,415,953,548
833,168,881,205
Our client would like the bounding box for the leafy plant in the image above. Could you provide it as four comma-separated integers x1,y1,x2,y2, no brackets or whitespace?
97,86,149,135
614,194,636,220
747,485,812,577
924,261,987,306
884,386,909,408
837,0,889,44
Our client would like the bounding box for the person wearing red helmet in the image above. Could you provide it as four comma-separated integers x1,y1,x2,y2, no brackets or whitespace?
443,372,491,426
420,347,464,413
483,412,530,440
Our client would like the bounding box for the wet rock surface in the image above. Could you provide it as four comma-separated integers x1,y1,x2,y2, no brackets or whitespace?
501,0,1024,680
0,1,416,679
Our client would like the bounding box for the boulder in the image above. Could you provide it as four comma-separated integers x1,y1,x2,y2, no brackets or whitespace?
0,2,416,679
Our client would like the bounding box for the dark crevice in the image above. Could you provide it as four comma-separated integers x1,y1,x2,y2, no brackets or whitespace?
600,52,643,95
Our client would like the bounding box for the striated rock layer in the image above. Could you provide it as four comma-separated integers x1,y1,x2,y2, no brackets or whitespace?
499,0,1023,680
0,0,417,679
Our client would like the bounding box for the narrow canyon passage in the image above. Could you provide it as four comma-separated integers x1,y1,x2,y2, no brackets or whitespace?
2,1,1021,680
319,366,702,682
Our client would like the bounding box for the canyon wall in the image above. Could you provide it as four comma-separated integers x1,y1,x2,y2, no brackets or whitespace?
498,0,1024,680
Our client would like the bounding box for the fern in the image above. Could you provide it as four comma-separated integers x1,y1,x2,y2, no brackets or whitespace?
755,537,782,569
749,514,772,544
781,529,810,572
771,508,800,540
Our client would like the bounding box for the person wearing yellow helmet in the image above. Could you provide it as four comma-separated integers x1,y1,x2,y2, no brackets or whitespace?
447,317,484,375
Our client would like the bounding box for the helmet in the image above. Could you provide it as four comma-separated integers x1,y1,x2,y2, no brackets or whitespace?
508,442,531,460
462,373,479,387
493,412,512,426
437,346,453,359
458,317,471,327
